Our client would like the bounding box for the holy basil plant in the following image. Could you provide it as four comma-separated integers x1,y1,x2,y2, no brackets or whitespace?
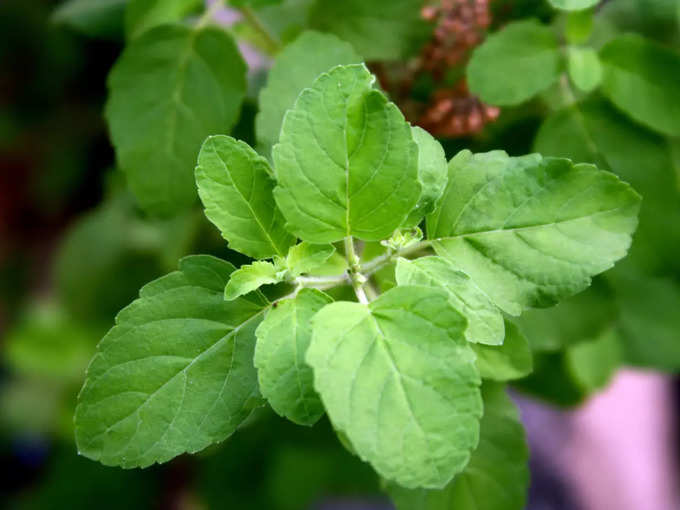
75,64,640,503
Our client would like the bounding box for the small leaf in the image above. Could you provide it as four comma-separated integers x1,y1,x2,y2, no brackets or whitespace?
548,0,597,11
254,288,331,425
106,24,246,215
395,256,504,345
567,46,602,93
468,20,561,106
428,150,640,315
52,0,127,39
274,64,421,243
566,328,621,391
472,322,532,382
224,261,279,301
309,0,429,61
75,255,267,468
256,30,361,155
125,0,201,39
286,242,336,277
307,286,482,489
599,34,680,136
387,383,529,510
196,135,296,259
403,127,449,228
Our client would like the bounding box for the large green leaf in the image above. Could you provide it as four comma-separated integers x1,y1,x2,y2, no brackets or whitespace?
75,255,267,468
467,20,561,106
273,64,420,243
427,150,640,315
125,0,202,40
404,127,449,228
256,30,361,155
534,98,680,275
472,322,532,382
52,0,127,39
196,135,296,259
309,0,429,61
395,256,504,345
254,288,331,425
599,34,680,136
306,286,482,489
388,383,529,510
106,24,246,215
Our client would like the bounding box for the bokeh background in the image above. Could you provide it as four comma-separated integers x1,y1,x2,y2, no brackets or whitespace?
1,1,679,509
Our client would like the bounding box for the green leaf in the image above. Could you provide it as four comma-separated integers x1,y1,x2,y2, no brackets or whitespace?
513,351,586,407
565,9,594,44
106,24,246,216
274,64,421,243
286,242,336,277
472,322,532,381
309,0,429,60
403,127,449,228
125,0,202,40
467,20,561,106
307,286,482,489
224,261,279,301
567,46,602,92
254,288,331,425
548,0,598,10
230,0,282,7
395,256,504,345
599,34,680,136
52,0,127,39
196,135,296,258
427,150,640,315
74,255,267,468
256,30,361,155
387,383,529,510
534,98,680,275
566,328,621,391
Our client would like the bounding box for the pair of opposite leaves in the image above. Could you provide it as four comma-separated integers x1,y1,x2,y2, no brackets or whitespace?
75,64,640,491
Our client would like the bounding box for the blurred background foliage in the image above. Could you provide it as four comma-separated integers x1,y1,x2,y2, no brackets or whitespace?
1,0,678,508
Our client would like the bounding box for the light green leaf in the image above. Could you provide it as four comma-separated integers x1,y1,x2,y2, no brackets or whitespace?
567,46,602,92
125,0,202,39
395,257,504,345
428,150,640,315
75,255,267,468
256,30,361,155
309,0,429,60
274,64,421,243
307,286,482,489
599,34,680,136
403,127,449,228
224,261,279,301
106,25,246,215
548,0,598,10
52,0,127,39
467,20,561,106
565,10,594,44
472,322,532,381
254,288,331,425
196,135,296,259
286,242,336,277
566,327,621,391
534,98,680,275
387,383,529,510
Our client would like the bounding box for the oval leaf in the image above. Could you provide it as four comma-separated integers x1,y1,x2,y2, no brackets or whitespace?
106,24,246,215
307,286,482,489
254,288,332,425
274,64,421,243
75,255,266,468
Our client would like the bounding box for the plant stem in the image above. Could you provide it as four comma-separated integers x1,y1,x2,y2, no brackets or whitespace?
197,0,225,28
345,237,369,304
240,5,281,54
361,240,432,276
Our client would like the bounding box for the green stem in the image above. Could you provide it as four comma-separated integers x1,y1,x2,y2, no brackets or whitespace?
361,240,432,276
345,237,369,304
240,5,281,54
197,0,225,28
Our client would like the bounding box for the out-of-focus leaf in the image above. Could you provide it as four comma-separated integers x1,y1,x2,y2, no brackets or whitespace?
548,0,597,10
309,0,430,60
472,322,533,381
468,20,561,106
567,46,602,92
125,0,202,39
52,0,127,39
566,327,621,391
513,351,586,407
